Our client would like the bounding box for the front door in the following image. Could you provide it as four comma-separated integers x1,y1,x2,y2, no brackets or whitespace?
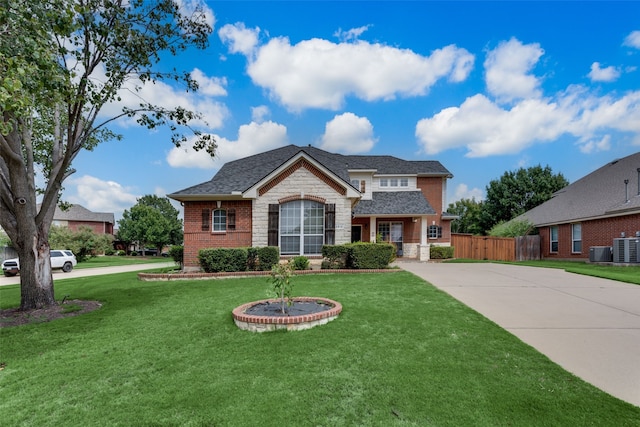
378,221,403,256
390,222,403,256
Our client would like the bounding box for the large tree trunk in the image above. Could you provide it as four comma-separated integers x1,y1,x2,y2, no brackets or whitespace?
17,225,56,310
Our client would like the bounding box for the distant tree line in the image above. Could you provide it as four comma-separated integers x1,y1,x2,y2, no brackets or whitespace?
448,165,569,237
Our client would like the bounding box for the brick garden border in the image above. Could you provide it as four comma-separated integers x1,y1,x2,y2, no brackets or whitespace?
232,297,342,332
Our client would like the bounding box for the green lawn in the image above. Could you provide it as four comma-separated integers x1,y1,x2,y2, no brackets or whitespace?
1,271,638,426
74,255,172,269
509,260,640,285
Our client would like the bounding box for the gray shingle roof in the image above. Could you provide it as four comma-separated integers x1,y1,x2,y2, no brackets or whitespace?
169,144,451,198
521,151,640,226
54,204,115,224
353,192,436,216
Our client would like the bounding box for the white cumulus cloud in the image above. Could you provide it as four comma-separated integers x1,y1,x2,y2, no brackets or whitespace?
319,113,377,154
452,183,484,202
334,26,371,42
623,30,640,49
588,62,621,82
416,37,640,158
66,175,139,220
219,23,260,56
484,38,544,103
94,64,228,131
240,36,473,111
176,0,215,29
167,120,288,169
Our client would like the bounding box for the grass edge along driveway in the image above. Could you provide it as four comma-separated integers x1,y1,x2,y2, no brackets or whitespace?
0,271,638,426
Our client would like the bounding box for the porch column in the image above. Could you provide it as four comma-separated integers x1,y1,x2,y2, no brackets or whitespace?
369,217,377,242
417,216,430,261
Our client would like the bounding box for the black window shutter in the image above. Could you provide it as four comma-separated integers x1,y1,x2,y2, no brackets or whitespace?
438,226,443,238
202,209,210,231
324,203,335,245
227,209,236,230
268,204,279,246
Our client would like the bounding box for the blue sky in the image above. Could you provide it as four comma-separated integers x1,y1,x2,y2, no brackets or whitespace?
67,1,640,222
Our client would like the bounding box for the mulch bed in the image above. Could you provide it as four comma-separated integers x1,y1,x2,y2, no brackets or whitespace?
0,300,101,328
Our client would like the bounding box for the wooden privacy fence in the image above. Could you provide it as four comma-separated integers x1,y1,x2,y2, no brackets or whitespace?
451,234,540,261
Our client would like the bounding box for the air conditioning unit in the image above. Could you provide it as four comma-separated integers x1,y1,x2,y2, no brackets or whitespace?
589,246,613,262
612,238,640,263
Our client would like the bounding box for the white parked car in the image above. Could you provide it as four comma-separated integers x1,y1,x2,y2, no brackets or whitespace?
2,250,77,277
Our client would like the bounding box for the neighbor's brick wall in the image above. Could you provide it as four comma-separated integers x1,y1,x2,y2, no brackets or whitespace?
183,200,252,267
67,221,114,235
539,213,640,259
253,167,352,248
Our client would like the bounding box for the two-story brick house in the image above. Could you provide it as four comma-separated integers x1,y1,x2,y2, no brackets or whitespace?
168,145,455,269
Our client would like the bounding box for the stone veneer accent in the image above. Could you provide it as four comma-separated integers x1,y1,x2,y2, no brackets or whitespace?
258,159,346,197
232,297,342,332
252,166,353,248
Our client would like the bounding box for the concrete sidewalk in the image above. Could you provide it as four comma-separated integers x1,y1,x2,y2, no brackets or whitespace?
397,261,640,407
0,262,175,287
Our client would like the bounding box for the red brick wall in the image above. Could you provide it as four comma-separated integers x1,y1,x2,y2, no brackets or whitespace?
539,213,640,259
67,221,114,235
417,176,451,244
183,200,253,267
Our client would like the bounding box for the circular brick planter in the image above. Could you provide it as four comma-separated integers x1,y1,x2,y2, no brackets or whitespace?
232,297,342,333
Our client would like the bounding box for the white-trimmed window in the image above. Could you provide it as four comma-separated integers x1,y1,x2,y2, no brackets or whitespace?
400,178,408,187
351,179,365,193
390,178,398,187
280,200,324,255
571,223,582,253
550,226,558,253
380,178,388,187
428,225,442,239
212,209,226,232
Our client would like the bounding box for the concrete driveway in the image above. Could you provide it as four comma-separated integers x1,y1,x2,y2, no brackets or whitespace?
0,262,175,287
397,261,640,408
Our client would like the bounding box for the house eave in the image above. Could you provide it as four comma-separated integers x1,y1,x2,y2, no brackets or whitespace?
167,193,247,203
532,208,640,227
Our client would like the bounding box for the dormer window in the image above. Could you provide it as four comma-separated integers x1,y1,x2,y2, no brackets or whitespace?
351,179,365,193
380,179,388,187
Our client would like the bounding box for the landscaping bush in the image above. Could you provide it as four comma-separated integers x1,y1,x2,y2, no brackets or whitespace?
169,245,184,268
321,244,349,269
116,250,126,256
291,256,310,270
256,246,279,271
198,248,248,273
430,245,454,259
246,247,258,271
346,242,395,269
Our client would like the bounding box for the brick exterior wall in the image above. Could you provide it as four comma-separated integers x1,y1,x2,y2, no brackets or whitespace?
67,221,114,235
417,176,451,245
183,200,253,267
538,213,640,259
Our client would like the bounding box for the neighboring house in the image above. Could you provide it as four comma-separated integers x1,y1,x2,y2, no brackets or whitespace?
52,204,115,235
520,151,640,260
169,145,455,269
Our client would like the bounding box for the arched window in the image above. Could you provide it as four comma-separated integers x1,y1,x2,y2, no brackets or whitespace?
279,200,324,255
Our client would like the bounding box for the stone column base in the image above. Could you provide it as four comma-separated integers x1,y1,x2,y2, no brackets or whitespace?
417,244,430,261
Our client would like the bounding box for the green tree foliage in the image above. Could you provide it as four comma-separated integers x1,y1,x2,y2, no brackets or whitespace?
117,196,183,253
49,225,113,262
448,198,484,235
0,1,213,309
488,219,537,238
481,165,568,233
